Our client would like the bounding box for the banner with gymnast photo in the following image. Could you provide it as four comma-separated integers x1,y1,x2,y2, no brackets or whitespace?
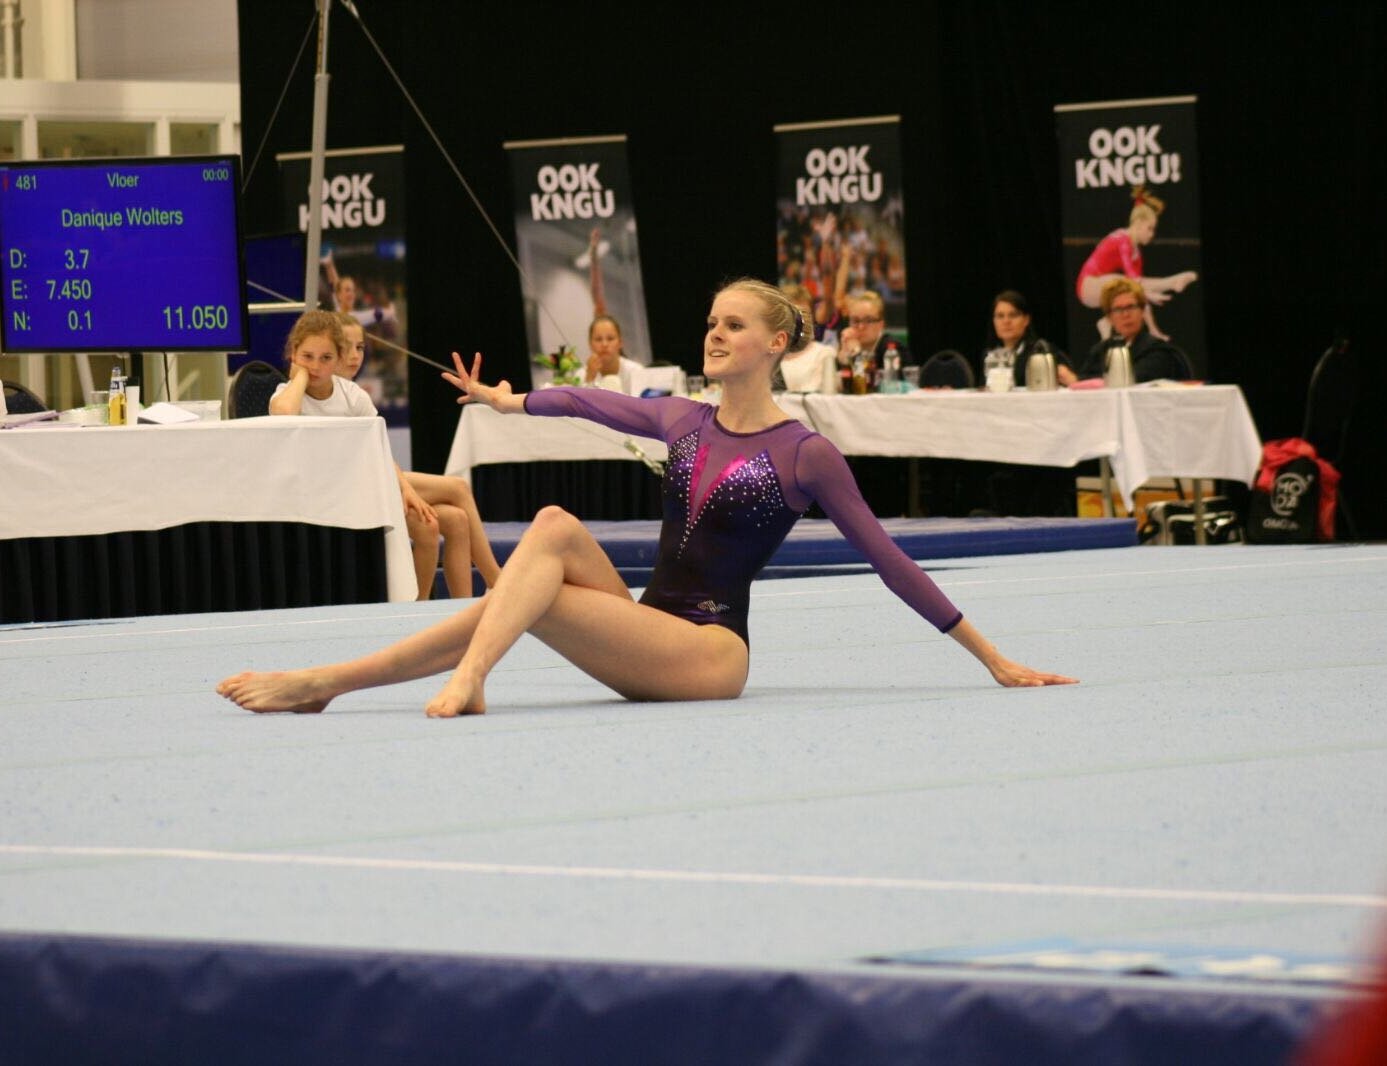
505,135,652,386
1055,96,1206,375
278,144,410,426
773,115,907,344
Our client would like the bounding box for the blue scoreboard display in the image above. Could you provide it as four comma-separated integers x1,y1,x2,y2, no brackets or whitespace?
0,154,249,353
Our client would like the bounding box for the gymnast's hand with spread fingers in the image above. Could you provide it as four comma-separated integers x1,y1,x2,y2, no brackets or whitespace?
946,616,1078,687
442,352,527,414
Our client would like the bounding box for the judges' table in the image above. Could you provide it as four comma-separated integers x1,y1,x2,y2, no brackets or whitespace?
1,416,415,623
444,404,670,521
445,385,1261,517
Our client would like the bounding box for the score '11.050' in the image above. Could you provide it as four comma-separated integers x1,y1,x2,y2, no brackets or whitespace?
162,304,231,331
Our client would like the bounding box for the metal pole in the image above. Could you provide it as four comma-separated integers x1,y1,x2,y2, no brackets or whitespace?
301,0,332,308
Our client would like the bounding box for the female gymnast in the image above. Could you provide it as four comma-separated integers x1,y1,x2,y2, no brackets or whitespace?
217,279,1075,718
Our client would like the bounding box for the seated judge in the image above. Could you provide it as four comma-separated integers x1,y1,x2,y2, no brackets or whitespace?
986,289,1077,388
1080,277,1193,383
836,289,912,370
583,314,643,393
977,291,1080,517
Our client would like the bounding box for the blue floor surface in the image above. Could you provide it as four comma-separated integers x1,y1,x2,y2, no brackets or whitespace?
2,542,1385,1063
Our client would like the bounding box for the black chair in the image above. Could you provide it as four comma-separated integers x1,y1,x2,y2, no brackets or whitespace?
227,360,288,418
1300,337,1360,538
919,349,976,389
2,379,48,414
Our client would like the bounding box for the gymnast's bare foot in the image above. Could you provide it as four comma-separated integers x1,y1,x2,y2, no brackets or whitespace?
425,671,486,718
216,669,336,714
1172,270,1198,292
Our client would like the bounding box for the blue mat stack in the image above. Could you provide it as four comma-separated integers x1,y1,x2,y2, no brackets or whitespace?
447,516,1137,596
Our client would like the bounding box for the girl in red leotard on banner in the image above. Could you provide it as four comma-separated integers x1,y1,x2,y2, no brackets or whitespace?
1076,185,1198,341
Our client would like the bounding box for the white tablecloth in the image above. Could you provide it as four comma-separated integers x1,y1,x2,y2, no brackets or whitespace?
1108,386,1264,502
445,405,670,478
444,385,1262,512
0,415,416,602
797,389,1122,466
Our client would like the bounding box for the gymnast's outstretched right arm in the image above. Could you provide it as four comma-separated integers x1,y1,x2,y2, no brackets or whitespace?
444,351,692,441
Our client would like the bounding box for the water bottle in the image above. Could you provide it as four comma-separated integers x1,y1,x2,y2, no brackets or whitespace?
879,341,901,393
108,364,127,426
850,352,868,395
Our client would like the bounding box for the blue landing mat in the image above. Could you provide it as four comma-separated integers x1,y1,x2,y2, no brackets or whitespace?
485,516,1137,572
0,931,1331,1066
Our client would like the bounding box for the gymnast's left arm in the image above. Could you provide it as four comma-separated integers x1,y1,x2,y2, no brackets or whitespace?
795,434,1077,687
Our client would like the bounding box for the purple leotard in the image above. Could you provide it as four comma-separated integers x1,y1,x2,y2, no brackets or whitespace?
523,388,963,645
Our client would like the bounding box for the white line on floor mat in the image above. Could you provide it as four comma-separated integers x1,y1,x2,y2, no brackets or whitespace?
3,844,1383,910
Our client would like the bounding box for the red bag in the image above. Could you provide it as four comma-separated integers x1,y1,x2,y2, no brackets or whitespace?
1253,438,1340,541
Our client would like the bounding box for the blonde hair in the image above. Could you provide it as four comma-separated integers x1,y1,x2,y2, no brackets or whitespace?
717,277,811,355
1129,203,1158,227
1129,184,1165,225
283,310,345,364
847,289,885,318
1099,276,1147,314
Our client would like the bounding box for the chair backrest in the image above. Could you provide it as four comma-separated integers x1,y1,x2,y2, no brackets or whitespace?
1301,338,1356,464
920,349,976,389
2,379,48,414
227,360,288,419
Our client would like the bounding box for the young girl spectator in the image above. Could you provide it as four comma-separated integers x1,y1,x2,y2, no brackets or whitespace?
268,311,373,417
270,310,495,600
774,282,839,393
582,314,642,392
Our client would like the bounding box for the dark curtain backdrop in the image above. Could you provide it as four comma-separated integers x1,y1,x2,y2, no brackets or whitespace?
237,1,1387,534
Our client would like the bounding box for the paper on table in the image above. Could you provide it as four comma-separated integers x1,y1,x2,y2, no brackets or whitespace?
1,409,60,428
138,401,201,424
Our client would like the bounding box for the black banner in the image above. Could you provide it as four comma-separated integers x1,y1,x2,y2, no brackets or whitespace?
506,135,651,385
277,145,409,425
1055,97,1206,375
774,116,908,343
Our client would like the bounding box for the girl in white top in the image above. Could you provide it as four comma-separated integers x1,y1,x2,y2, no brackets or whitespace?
269,310,486,600
775,283,839,393
269,311,377,417
583,314,643,393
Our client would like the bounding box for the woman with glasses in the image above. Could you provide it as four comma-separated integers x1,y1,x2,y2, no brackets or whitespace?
835,289,911,378
1079,278,1193,382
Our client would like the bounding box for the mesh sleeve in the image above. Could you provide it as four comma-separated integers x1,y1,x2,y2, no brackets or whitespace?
522,387,694,441
794,433,962,633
